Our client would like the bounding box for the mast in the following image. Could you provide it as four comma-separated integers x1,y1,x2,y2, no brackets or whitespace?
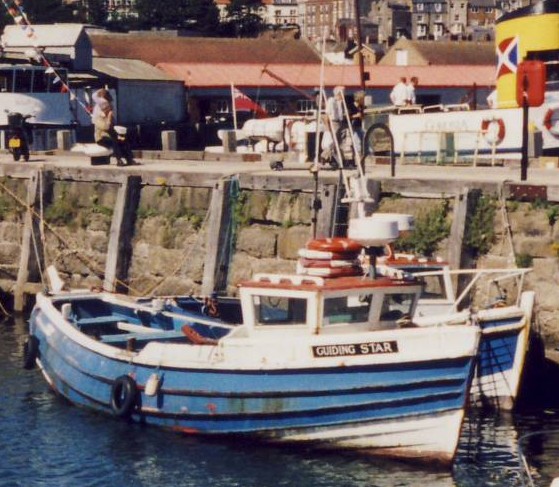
353,0,366,92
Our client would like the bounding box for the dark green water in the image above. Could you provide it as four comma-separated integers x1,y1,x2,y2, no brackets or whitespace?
1,315,558,487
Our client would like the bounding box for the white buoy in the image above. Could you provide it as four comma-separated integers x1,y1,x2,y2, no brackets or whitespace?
145,373,160,397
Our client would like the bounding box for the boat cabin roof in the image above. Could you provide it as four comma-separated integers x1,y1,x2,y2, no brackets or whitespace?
238,273,419,292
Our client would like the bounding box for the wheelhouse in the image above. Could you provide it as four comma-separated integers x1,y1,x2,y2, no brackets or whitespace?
238,273,423,336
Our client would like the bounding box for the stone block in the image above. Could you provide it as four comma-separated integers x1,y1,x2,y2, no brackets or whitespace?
236,225,277,258
277,225,312,259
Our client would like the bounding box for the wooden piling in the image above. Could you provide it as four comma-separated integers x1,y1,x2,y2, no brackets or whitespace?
14,170,51,311
201,180,233,296
448,188,469,270
103,175,142,294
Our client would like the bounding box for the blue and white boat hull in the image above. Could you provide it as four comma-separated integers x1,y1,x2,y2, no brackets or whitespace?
29,290,479,466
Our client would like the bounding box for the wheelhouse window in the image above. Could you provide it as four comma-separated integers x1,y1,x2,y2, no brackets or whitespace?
379,292,415,321
253,295,307,326
323,294,372,325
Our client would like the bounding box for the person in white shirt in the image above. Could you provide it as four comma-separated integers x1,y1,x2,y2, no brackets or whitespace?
390,77,408,107
406,76,418,105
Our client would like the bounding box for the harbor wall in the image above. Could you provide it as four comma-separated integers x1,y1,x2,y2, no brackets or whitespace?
1,164,559,346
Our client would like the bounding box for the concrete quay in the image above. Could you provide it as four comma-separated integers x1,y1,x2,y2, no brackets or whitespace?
1,150,559,194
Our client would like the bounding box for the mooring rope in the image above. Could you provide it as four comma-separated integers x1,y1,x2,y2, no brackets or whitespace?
0,179,140,295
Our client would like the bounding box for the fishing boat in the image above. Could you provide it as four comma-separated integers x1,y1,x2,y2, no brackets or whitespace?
376,249,535,410
25,214,481,467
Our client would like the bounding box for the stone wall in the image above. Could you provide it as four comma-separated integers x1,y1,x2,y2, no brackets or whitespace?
2,172,559,347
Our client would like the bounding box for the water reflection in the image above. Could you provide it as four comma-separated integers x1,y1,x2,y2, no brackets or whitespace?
1,315,559,487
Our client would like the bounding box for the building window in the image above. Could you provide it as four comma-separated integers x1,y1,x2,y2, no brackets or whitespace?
417,3,424,10
470,5,478,11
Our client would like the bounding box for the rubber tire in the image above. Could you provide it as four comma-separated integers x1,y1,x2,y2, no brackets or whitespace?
110,375,138,418
12,148,21,162
364,123,394,157
23,335,39,370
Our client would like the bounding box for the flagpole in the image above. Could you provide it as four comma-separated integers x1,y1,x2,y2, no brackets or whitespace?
231,83,238,131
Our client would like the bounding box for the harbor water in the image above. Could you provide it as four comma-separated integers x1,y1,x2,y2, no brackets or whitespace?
2,315,559,487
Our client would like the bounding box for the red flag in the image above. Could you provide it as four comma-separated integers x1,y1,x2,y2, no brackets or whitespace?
232,86,268,118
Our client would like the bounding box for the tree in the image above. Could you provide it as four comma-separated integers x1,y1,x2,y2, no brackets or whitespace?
222,0,265,37
0,0,75,30
135,0,219,33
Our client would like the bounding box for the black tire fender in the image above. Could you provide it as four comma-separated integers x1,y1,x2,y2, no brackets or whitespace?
23,335,39,370
110,375,138,418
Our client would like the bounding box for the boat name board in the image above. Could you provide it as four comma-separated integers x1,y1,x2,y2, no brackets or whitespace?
312,341,398,358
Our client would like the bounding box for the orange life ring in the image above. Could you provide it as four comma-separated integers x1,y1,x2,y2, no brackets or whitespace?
544,107,559,137
481,118,506,145
306,238,363,254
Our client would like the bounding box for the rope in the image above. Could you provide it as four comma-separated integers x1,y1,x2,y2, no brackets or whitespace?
0,1,92,118
140,178,230,297
0,178,139,295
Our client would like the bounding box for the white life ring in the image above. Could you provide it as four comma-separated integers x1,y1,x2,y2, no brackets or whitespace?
544,107,559,137
481,118,506,145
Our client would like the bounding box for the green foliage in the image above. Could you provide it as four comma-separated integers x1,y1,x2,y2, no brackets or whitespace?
45,186,79,226
221,0,266,37
464,194,496,258
395,201,451,257
135,0,219,32
506,200,520,212
232,191,250,228
516,253,533,268
137,206,160,219
0,191,22,220
546,205,559,226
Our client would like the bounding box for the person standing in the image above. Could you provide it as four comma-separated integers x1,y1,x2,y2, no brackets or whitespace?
406,76,418,105
321,86,346,167
390,77,408,107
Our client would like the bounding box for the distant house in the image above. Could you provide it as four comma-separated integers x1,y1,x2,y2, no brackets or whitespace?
89,32,322,65
367,0,411,46
378,37,495,66
2,24,92,71
411,0,448,40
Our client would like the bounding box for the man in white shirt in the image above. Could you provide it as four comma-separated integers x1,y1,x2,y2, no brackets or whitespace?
390,77,408,107
406,76,418,105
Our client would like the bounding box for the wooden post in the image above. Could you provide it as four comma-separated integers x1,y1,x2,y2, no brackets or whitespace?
103,175,142,293
161,130,177,152
315,184,338,238
14,170,51,311
201,180,233,295
447,188,469,270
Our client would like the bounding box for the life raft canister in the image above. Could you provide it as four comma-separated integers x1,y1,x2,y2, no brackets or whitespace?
481,118,506,145
544,107,559,137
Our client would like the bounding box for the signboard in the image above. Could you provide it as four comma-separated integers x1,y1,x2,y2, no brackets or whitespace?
312,341,399,358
